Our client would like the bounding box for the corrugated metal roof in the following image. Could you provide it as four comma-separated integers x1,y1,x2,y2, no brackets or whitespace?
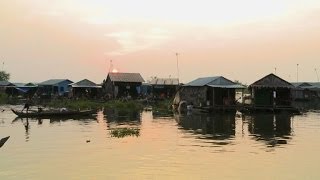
12,83,26,87
292,82,320,89
8,82,37,88
0,81,11,86
184,76,244,88
39,79,73,86
184,77,220,86
150,78,179,85
207,84,245,89
108,73,144,83
70,79,102,88
291,82,312,88
309,82,320,88
250,74,293,88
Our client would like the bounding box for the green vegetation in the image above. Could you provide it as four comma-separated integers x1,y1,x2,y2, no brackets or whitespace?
151,99,174,115
0,71,10,81
153,99,173,111
47,99,102,110
0,93,8,105
46,99,144,113
110,128,140,138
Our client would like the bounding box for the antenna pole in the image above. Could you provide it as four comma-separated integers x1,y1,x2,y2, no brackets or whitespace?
315,68,319,82
109,60,113,73
176,53,180,84
296,64,299,82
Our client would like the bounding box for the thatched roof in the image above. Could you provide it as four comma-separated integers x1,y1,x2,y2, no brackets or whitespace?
250,74,293,89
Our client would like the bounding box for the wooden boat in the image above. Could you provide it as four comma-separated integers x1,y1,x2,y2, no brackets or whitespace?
0,136,10,148
11,109,96,118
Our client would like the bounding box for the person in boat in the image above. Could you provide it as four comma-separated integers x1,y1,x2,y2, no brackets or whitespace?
21,99,31,113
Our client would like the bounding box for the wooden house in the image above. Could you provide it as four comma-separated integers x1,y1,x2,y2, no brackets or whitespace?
37,79,73,97
103,73,145,98
173,76,245,110
149,78,179,98
249,74,294,107
69,79,102,99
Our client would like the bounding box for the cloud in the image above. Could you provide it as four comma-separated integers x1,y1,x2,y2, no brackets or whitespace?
104,27,171,55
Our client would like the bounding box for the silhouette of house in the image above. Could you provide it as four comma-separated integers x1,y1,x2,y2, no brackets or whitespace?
103,73,145,98
291,82,320,100
38,79,73,97
249,74,294,107
5,83,38,97
150,78,179,98
0,81,13,93
69,79,102,98
174,76,245,108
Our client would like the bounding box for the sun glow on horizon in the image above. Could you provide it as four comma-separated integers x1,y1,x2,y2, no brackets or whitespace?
112,69,119,73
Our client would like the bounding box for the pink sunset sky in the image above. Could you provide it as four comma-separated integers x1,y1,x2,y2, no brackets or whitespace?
1,0,320,84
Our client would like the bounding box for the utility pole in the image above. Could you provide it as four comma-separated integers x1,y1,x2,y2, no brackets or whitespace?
274,67,277,75
315,68,319,82
176,53,180,84
296,64,299,82
109,60,113,73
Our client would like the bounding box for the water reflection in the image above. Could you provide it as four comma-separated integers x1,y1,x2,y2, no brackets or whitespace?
176,112,294,149
176,113,236,142
246,113,293,147
105,109,141,126
104,110,142,139
23,118,30,142
12,115,98,142
152,111,174,119
12,116,97,125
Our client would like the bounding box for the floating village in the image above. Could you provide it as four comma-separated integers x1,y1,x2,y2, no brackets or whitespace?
1,70,320,117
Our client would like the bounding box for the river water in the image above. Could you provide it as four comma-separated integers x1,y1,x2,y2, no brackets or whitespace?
1,106,320,180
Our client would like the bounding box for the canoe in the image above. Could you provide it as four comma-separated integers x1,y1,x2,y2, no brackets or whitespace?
11,109,96,118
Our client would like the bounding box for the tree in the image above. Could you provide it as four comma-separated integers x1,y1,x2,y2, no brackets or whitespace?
234,80,247,87
0,71,10,81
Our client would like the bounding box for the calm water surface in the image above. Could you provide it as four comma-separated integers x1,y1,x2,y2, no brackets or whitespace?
1,105,320,180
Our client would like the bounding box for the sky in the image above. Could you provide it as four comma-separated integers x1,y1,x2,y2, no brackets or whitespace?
1,0,320,84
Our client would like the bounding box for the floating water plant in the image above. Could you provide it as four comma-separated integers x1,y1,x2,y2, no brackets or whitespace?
110,128,140,138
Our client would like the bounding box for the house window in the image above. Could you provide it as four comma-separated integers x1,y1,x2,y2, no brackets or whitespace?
60,87,64,92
